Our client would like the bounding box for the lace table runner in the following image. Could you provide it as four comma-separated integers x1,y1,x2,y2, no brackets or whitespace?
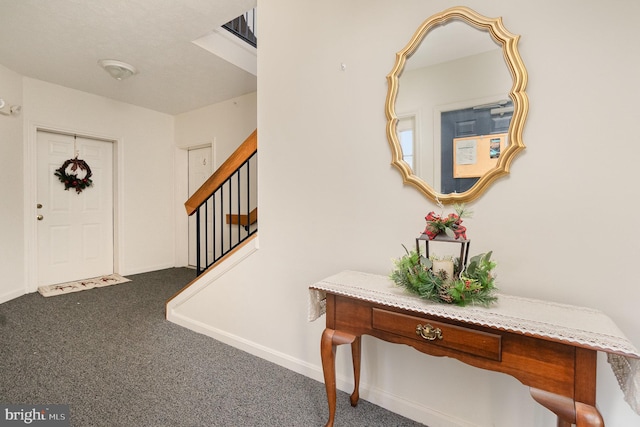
308,270,640,415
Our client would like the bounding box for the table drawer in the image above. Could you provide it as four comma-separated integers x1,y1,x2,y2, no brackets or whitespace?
372,308,502,361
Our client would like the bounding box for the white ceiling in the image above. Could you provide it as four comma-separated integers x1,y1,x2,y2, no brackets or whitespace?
0,0,257,115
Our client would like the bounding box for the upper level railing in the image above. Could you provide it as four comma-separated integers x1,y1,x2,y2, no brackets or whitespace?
185,130,257,275
222,8,257,48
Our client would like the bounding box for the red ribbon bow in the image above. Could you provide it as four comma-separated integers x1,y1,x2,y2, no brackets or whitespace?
422,211,467,240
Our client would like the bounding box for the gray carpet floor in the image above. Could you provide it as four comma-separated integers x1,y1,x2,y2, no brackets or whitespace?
0,268,425,426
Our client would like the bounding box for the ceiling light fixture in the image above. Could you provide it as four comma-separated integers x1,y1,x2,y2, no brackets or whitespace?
98,59,138,80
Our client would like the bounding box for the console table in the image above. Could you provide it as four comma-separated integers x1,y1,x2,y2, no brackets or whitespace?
309,271,640,427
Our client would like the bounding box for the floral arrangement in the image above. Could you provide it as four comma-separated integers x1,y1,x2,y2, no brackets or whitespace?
390,205,498,307
54,158,93,194
423,204,471,240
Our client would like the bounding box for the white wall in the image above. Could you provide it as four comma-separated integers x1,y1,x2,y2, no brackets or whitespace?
22,78,176,287
172,0,640,426
174,91,257,155
0,64,25,303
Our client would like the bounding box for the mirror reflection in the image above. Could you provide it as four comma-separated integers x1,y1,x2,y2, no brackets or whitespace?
397,21,511,193
386,7,528,204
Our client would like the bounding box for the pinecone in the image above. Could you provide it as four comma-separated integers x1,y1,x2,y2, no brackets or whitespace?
438,284,453,303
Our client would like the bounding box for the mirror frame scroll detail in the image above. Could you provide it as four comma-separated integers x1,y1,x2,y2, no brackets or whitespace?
385,6,529,204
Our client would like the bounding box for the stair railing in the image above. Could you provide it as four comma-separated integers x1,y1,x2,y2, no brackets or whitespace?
222,8,257,48
185,130,257,275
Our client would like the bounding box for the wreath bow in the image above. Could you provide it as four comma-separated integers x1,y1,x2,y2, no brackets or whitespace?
423,211,467,240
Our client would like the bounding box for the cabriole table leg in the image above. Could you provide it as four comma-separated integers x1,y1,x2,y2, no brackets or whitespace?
321,328,357,427
350,336,362,407
530,388,604,427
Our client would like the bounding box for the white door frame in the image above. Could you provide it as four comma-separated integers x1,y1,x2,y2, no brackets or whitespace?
187,143,214,268
174,140,214,268
24,122,123,293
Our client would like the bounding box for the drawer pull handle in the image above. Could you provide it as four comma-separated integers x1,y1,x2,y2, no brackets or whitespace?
416,324,443,341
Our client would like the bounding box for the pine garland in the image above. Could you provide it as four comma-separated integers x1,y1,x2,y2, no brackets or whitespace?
390,247,498,307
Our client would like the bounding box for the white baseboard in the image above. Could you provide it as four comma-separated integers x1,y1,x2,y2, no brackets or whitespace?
120,262,176,277
168,311,476,427
165,234,476,426
0,287,27,304
168,293,475,425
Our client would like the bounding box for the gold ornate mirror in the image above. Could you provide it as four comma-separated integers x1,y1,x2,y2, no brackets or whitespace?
385,6,528,204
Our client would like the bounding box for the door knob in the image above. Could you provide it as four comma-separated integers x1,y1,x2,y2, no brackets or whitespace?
37,203,43,209
37,215,43,221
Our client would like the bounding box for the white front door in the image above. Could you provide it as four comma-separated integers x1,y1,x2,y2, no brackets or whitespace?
36,131,114,286
188,146,213,267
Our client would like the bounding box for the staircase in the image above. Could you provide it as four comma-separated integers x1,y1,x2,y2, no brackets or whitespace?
184,130,258,275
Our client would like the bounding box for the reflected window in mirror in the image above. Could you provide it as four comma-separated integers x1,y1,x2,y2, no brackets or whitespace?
398,116,416,171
